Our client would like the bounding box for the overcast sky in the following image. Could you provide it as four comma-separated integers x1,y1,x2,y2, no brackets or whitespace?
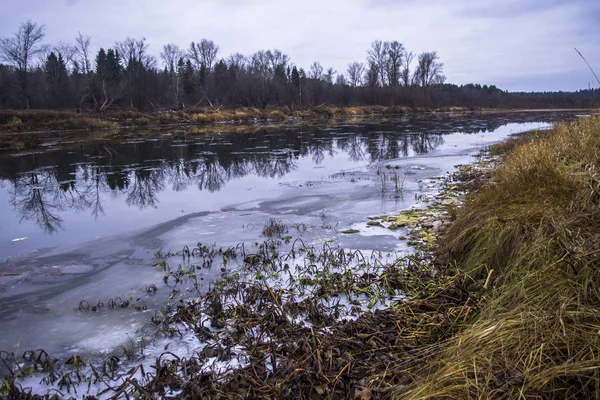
1,0,599,92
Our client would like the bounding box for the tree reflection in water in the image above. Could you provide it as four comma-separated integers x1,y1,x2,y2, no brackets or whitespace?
12,172,65,233
0,113,570,233
126,167,165,209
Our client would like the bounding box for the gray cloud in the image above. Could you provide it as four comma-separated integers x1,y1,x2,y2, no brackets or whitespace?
0,0,597,91
458,0,568,18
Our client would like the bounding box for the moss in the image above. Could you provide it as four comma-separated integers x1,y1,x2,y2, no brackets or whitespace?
366,221,384,227
388,215,420,229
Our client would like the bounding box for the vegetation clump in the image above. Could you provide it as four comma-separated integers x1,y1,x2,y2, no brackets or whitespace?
261,217,289,238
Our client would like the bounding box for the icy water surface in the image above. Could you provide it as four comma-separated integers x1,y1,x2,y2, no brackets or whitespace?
0,111,586,359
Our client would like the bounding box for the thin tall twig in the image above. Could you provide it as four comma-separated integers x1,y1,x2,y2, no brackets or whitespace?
575,47,600,87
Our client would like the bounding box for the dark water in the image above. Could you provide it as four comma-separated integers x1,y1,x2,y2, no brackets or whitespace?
0,111,587,356
0,112,582,258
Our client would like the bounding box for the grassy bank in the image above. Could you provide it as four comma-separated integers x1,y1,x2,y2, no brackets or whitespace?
394,115,600,398
0,105,479,134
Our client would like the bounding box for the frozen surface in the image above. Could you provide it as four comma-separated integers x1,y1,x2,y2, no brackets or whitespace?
0,111,585,360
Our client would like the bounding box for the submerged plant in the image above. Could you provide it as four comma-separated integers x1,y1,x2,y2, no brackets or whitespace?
261,217,288,238
392,168,407,196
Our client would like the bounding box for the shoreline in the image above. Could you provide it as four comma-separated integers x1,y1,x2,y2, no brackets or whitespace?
1,125,503,398
1,105,594,136
396,115,600,398
0,107,593,155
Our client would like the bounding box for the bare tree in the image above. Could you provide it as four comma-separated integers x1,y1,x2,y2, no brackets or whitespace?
54,41,77,71
367,40,389,87
35,44,53,68
188,42,201,70
72,32,98,108
0,20,45,108
413,51,444,88
116,38,156,110
386,41,404,87
266,49,289,72
188,39,219,71
401,50,414,87
160,44,183,106
227,53,247,72
160,43,183,72
200,39,219,71
347,62,365,87
73,32,92,74
309,61,324,80
117,37,155,69
249,50,271,78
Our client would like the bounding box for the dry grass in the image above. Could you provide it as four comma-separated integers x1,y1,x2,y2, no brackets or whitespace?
261,217,288,238
395,115,600,399
267,109,286,119
0,105,483,135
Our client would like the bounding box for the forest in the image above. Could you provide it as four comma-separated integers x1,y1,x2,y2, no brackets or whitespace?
1,21,598,112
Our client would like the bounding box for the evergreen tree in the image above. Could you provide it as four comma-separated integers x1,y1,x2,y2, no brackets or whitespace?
45,51,69,107
96,48,107,79
182,59,195,102
106,48,121,83
45,52,60,83
291,66,300,90
214,59,229,104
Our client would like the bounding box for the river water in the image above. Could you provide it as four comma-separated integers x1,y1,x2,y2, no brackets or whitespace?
0,111,586,362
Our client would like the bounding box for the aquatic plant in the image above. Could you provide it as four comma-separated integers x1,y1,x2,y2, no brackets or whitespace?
261,217,288,238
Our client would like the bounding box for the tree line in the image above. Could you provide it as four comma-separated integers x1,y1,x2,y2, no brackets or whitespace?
0,21,597,112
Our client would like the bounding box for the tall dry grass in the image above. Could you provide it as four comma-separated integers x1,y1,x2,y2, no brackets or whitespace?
396,115,600,399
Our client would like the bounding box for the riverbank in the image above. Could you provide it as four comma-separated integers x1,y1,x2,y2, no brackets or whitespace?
0,106,470,134
0,107,591,156
145,115,600,399
395,115,600,399
1,153,486,398
1,105,592,136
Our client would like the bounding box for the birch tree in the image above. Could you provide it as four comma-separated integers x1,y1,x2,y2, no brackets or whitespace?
0,20,45,108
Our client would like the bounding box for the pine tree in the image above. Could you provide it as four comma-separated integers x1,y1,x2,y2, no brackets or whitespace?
214,59,229,104
182,59,195,101
57,54,68,81
45,52,60,83
106,48,121,83
45,51,69,107
95,48,107,79
291,66,300,91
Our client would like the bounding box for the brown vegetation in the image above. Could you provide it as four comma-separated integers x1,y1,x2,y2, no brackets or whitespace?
0,106,481,135
395,115,600,399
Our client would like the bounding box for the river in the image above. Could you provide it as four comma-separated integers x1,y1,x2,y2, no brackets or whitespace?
0,111,587,368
